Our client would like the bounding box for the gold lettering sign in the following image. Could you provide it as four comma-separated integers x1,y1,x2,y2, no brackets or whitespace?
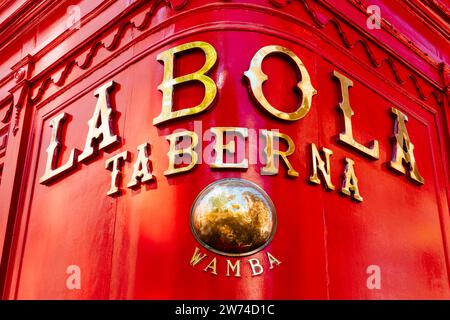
38,42,425,205
153,41,218,125
244,45,317,121
40,112,78,184
190,247,281,277
333,70,379,160
389,107,424,184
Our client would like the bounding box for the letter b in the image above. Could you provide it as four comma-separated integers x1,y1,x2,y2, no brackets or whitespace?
153,41,217,125
248,258,264,276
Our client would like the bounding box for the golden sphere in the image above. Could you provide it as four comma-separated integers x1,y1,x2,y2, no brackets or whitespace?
190,179,276,256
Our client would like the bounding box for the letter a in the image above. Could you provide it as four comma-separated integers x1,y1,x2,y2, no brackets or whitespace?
78,81,119,162
389,107,424,184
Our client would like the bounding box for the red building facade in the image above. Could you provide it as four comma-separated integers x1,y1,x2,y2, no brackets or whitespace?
0,0,449,299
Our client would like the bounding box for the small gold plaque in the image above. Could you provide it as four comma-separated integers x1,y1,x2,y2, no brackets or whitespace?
190,179,277,257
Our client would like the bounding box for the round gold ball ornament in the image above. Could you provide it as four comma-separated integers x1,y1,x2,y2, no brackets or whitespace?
190,178,277,257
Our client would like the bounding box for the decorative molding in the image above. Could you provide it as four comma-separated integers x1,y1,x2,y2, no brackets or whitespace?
167,0,189,10
11,86,30,136
404,0,450,39
0,0,15,12
0,126,8,159
269,0,290,7
0,95,14,125
30,0,173,103
279,0,444,106
0,0,444,110
0,0,66,55
440,62,450,102
0,93,12,162
346,0,447,69
8,55,33,135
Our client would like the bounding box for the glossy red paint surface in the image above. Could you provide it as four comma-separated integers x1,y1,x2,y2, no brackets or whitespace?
0,0,449,299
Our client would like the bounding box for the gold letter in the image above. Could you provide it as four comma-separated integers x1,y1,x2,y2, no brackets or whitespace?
244,45,316,121
226,260,241,277
127,143,154,189
204,257,218,275
40,112,78,184
153,41,217,125
267,252,282,270
333,71,379,160
389,107,424,184
190,247,207,267
210,127,248,169
248,258,264,276
78,81,120,162
261,130,299,177
341,158,363,202
164,131,199,176
309,143,335,190
105,151,130,196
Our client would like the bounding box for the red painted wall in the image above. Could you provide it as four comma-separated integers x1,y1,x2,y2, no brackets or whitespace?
0,0,449,299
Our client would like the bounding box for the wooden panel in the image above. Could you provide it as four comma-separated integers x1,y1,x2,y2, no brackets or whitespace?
0,0,448,300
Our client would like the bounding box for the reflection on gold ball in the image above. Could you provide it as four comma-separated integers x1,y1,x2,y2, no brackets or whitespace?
191,179,276,256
